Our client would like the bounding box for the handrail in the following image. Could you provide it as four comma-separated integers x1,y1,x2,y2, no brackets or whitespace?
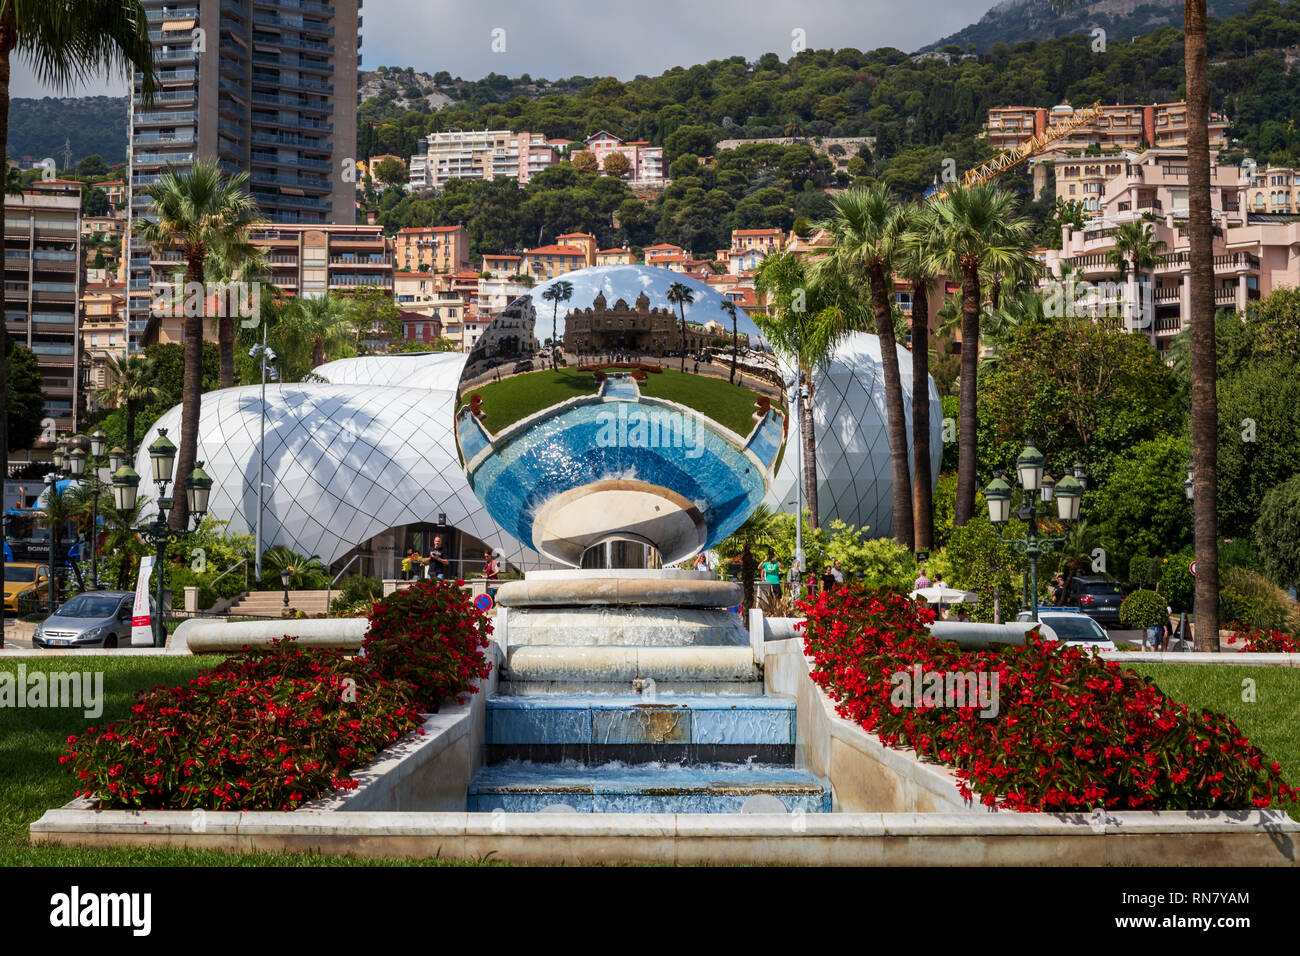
209,558,248,592
326,554,361,612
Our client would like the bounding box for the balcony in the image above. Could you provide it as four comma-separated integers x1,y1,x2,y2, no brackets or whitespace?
134,108,197,126
134,150,195,166
250,171,332,192
330,276,393,289
330,255,391,266
132,130,195,146
254,12,334,35
251,130,330,152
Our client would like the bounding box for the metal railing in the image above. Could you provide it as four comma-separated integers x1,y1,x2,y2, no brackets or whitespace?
208,558,249,594
325,554,362,612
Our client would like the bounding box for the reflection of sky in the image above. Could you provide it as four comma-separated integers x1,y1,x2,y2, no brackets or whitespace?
523,265,769,348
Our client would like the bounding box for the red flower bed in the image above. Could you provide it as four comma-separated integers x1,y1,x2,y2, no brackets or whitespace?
61,642,423,811
798,587,1296,813
362,579,493,711
1234,627,1300,653
63,580,493,810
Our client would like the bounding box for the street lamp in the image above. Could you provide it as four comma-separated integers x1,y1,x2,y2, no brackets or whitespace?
1184,465,1194,501
986,441,1085,623
112,429,209,646
280,567,292,608
250,336,278,582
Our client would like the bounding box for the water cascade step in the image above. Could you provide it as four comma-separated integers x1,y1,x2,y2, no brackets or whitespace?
467,761,831,814
485,694,795,764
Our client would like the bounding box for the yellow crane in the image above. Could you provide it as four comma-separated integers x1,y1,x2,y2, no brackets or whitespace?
926,101,1105,198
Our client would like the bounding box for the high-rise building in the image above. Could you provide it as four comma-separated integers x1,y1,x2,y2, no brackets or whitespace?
4,181,83,453
127,0,361,350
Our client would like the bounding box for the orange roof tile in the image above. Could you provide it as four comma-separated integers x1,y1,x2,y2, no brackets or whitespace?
525,244,586,256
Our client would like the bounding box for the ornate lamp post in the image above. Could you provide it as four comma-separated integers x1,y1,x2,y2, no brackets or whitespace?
985,442,1085,624
111,429,211,646
280,567,292,608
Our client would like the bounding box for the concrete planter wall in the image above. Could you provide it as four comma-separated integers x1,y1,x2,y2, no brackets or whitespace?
763,637,978,814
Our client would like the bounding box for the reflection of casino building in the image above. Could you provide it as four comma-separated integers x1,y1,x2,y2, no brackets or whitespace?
461,296,539,380
563,291,743,355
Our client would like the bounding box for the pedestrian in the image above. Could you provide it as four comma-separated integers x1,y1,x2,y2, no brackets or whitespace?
914,567,932,591
761,549,782,601
831,559,845,587
955,606,969,622
693,552,709,573
1050,572,1066,606
483,550,499,580
402,548,421,581
427,535,451,580
821,564,835,592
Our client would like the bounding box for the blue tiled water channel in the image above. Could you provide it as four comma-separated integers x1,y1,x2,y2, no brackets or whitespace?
469,694,831,814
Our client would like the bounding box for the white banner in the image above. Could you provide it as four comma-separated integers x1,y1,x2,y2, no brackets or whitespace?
131,556,156,646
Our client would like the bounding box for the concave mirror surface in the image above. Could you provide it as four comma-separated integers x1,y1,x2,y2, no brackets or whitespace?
454,265,787,568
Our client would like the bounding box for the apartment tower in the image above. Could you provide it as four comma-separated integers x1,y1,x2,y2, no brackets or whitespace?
127,0,361,348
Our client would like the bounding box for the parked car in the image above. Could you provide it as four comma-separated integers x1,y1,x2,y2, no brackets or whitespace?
3,562,49,612
33,591,150,649
513,359,534,373
1016,609,1117,651
1063,575,1126,627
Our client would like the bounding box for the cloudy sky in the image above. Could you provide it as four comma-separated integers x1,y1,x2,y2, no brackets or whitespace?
9,0,985,98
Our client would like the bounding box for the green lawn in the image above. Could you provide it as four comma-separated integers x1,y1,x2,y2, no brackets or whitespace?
1132,663,1300,821
0,656,497,866
463,366,780,440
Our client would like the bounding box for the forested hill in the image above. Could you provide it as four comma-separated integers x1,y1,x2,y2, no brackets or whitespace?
360,0,1300,185
5,96,128,166
922,0,1256,54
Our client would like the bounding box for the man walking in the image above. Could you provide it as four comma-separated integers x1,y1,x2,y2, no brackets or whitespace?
427,536,451,580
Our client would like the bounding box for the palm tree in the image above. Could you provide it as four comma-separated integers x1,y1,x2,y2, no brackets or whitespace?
927,184,1031,528
666,281,695,373
896,202,940,553
96,354,165,456
1106,220,1167,344
1051,0,1217,649
135,161,262,530
817,185,914,549
101,491,149,589
753,251,840,530
0,0,155,609
540,280,573,370
275,292,354,377
4,164,22,197
721,299,740,384
207,241,271,387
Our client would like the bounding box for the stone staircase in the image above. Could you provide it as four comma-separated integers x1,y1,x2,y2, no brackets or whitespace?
225,589,332,618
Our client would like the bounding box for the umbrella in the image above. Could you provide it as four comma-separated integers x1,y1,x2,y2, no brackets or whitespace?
909,585,978,605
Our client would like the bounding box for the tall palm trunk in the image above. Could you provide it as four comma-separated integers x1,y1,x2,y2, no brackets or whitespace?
868,266,914,548
125,399,135,457
678,306,686,373
741,545,756,615
218,317,234,389
730,315,738,384
800,371,819,530
1186,0,1219,650
551,302,558,370
954,262,980,527
911,279,933,551
0,10,16,623
170,255,205,530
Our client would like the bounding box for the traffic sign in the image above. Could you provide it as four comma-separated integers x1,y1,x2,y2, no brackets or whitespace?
1189,561,1197,577
474,593,494,611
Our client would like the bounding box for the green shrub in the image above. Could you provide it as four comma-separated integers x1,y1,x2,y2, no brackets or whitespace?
1119,588,1167,629
1159,550,1195,613
1219,566,1300,632
1127,553,1160,591
329,574,383,615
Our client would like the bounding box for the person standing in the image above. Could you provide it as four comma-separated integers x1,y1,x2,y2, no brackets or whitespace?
914,567,932,591
693,552,709,573
761,549,782,600
402,548,421,581
820,564,835,592
483,550,499,580
831,560,845,587
427,535,451,580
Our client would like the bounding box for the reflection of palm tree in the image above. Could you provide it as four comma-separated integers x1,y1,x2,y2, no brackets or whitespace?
721,300,740,384
541,280,574,370
667,282,695,373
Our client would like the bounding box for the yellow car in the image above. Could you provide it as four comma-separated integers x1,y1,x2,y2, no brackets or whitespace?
3,562,50,612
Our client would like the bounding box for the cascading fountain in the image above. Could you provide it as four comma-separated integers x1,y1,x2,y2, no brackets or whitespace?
455,265,830,814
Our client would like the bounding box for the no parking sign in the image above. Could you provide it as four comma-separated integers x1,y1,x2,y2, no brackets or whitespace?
474,593,495,612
